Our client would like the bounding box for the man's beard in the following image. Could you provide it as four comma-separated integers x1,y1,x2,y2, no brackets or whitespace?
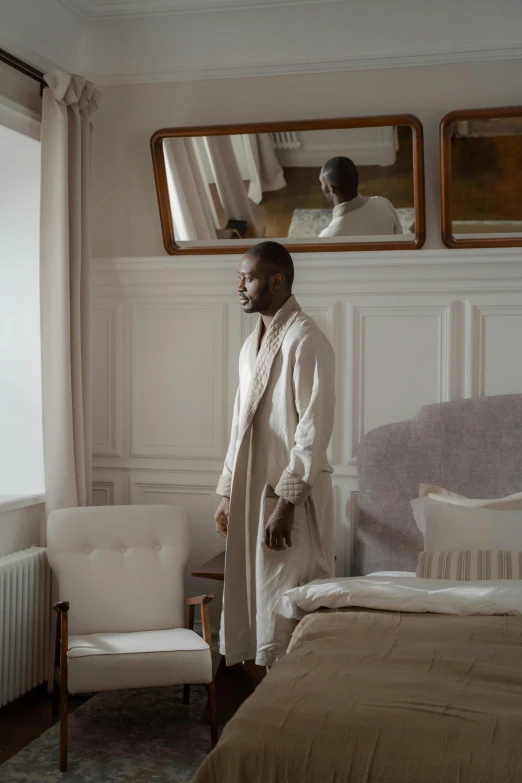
241,281,272,314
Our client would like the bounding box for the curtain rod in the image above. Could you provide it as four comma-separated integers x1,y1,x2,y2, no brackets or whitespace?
0,47,46,94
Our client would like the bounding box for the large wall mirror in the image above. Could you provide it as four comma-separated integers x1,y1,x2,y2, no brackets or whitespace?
441,106,522,248
151,115,425,254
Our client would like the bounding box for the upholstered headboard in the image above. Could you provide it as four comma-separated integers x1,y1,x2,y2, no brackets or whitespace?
355,394,522,575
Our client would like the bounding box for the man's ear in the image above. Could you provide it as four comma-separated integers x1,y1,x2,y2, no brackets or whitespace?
272,272,285,291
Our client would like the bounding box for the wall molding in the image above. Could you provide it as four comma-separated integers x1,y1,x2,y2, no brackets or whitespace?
92,480,115,505
61,0,347,19
92,251,522,577
130,301,227,460
93,44,522,85
92,303,124,458
130,481,216,501
91,251,522,298
350,302,458,461
92,249,522,272
464,301,522,398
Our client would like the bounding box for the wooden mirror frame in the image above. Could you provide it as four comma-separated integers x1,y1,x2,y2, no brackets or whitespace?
440,105,522,249
151,114,426,255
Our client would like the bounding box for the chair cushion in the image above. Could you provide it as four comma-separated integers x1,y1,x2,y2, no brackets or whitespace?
67,629,212,694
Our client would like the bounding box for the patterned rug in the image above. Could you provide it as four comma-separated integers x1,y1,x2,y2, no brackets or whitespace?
287,207,415,238
0,686,212,782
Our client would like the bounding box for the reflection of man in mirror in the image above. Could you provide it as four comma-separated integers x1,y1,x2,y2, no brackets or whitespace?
319,156,403,237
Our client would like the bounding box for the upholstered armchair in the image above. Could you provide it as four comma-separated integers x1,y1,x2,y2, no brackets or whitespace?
46,505,217,772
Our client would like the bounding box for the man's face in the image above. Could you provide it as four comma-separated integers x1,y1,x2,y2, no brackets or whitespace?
319,171,334,203
237,255,272,314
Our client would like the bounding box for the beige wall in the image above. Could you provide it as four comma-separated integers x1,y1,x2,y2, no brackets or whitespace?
91,59,522,257
0,62,42,115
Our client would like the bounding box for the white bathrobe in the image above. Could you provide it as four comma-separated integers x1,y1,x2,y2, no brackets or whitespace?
216,295,335,667
319,195,403,237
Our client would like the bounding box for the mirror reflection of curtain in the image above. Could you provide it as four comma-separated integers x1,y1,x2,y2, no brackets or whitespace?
242,134,287,205
455,121,469,137
205,136,256,226
163,137,218,241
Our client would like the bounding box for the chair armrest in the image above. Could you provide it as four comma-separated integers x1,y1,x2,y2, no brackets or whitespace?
185,594,215,606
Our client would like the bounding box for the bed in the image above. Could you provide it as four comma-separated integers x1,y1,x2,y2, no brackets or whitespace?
191,393,522,783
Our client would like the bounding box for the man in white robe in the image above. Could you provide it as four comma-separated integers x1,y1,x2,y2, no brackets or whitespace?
214,241,335,668
318,156,403,237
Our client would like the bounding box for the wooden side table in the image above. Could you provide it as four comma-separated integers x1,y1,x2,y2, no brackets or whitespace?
191,551,226,582
192,551,265,725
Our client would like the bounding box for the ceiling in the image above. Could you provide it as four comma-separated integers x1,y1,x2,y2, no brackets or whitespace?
60,0,343,19
2,0,522,86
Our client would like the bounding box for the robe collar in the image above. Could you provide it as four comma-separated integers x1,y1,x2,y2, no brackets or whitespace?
332,194,369,218
241,295,302,442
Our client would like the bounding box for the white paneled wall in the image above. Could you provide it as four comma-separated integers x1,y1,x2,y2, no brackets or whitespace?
91,250,522,622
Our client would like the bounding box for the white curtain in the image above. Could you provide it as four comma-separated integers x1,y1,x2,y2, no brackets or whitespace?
163,137,218,241
40,71,101,516
205,135,256,227
455,120,469,137
242,134,286,205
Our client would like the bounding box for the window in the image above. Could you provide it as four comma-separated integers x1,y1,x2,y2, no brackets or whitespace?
0,117,44,501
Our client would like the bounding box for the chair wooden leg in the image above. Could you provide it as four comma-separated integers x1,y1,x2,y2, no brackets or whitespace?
52,609,61,719
207,680,218,748
54,601,70,773
60,680,68,773
52,679,59,720
183,685,191,705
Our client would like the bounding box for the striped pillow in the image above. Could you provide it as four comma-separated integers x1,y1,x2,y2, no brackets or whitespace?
417,550,522,580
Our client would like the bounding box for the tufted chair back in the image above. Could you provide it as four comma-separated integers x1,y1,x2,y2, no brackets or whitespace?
47,505,191,635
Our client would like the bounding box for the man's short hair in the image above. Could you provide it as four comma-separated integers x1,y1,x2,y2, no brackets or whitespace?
322,156,359,195
246,241,294,290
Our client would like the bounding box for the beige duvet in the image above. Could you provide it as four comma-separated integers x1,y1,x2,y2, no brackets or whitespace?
191,609,522,783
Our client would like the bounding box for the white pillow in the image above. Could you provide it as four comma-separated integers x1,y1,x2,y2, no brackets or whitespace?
421,499,522,551
412,486,522,533
421,483,522,505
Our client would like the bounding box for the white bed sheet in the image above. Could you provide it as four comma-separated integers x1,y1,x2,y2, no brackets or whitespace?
278,575,522,619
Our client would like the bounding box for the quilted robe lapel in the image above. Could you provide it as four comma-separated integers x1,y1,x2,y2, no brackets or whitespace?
238,295,302,444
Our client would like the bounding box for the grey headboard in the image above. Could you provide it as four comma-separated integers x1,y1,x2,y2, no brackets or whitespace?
354,394,522,575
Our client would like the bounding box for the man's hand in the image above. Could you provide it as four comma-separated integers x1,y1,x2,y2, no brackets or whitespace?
214,497,230,538
264,498,295,551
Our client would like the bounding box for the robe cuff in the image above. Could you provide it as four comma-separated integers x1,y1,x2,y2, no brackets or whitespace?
216,474,232,498
275,471,312,506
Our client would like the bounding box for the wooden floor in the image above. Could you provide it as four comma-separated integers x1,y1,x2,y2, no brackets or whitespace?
0,686,89,765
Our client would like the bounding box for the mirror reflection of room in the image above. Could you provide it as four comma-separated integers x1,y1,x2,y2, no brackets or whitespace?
450,115,522,239
162,125,415,244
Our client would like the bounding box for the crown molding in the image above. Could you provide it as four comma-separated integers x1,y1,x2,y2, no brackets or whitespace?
94,43,522,85
60,0,347,19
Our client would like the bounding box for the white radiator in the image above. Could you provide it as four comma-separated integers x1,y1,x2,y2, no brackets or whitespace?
270,131,301,151
0,547,51,707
